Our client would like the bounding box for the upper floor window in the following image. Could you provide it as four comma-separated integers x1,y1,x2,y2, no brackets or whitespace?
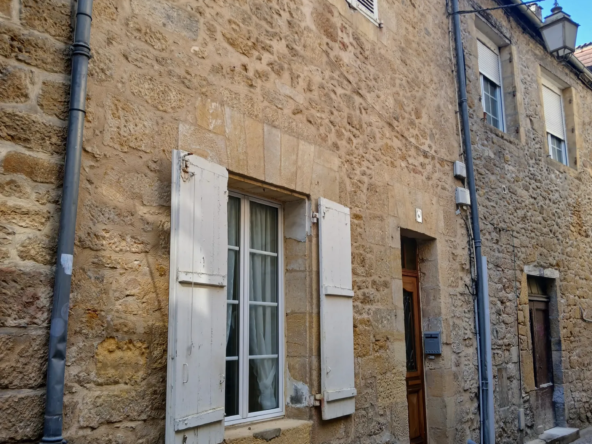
541,78,568,165
478,35,505,131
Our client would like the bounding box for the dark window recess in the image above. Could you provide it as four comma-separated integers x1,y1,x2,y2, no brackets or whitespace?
404,289,417,372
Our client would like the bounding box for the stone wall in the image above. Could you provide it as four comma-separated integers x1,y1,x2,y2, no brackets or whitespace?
460,0,592,441
8,0,592,443
0,0,480,443
0,0,71,442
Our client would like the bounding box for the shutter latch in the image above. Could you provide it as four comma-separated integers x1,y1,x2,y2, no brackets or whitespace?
311,212,319,224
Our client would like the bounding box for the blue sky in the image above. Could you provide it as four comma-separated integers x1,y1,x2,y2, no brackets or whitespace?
537,0,592,45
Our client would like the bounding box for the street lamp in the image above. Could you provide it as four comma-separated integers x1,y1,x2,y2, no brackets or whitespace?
540,1,579,59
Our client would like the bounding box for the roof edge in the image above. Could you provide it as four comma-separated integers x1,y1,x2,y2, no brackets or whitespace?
507,0,592,89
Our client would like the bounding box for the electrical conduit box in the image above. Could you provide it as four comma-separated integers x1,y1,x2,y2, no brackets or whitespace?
455,187,471,207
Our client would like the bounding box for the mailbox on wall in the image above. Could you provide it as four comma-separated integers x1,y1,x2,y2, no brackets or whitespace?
423,331,442,355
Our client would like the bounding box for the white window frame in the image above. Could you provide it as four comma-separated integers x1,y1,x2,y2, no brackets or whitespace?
225,191,285,427
548,133,568,166
477,35,506,132
541,78,569,166
347,0,380,26
480,74,504,131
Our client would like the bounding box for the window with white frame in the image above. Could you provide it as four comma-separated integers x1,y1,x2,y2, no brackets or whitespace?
477,36,505,131
225,193,283,425
166,152,357,443
542,80,568,165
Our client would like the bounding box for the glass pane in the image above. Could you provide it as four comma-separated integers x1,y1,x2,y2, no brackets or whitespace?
250,201,278,253
227,249,239,301
248,305,278,356
225,359,239,417
250,254,278,303
403,289,417,372
401,237,417,271
228,196,240,247
249,358,279,413
226,303,240,357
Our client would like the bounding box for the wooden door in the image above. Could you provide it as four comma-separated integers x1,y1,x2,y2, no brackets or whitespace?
529,300,554,429
403,274,427,444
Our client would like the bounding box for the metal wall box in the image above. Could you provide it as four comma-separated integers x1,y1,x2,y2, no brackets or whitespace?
424,331,442,355
453,161,467,180
455,187,471,207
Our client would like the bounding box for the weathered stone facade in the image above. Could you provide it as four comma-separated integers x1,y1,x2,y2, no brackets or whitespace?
0,0,590,443
461,1,592,442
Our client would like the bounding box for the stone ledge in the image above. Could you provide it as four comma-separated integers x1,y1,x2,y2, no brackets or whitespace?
224,418,312,444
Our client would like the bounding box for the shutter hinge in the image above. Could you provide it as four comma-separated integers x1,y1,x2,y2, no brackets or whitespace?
311,212,319,223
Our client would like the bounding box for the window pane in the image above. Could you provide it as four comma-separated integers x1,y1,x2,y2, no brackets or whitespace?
250,202,278,253
549,134,566,165
228,196,240,247
226,196,241,419
401,237,417,271
225,359,239,417
482,76,502,130
226,303,240,357
228,249,239,301
248,305,278,356
249,358,279,413
403,289,418,372
250,254,278,303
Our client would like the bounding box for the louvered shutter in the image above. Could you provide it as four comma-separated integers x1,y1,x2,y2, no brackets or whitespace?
318,198,356,420
478,40,501,85
542,86,566,140
348,0,378,21
167,150,228,444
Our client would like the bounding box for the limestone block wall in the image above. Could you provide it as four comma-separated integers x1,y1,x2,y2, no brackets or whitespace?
460,0,592,441
0,0,482,443
0,0,71,442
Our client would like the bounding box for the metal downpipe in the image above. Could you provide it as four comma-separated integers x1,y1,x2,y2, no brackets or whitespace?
450,0,494,443
40,1,93,442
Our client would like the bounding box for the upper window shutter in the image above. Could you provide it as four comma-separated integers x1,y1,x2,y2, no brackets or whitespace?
167,150,228,444
349,0,378,21
542,85,566,140
318,197,356,420
478,40,501,85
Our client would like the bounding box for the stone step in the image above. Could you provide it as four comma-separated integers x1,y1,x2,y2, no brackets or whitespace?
538,427,580,444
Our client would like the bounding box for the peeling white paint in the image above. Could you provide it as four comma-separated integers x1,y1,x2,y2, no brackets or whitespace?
286,369,311,408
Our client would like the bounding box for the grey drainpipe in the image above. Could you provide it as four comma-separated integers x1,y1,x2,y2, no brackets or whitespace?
450,0,495,443
40,1,93,443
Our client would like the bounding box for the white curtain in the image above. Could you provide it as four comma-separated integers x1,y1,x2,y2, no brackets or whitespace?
249,202,278,411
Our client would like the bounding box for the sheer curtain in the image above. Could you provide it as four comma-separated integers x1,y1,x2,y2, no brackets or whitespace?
249,202,278,411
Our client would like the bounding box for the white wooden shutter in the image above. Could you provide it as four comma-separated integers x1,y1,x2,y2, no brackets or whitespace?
167,150,228,444
318,197,356,420
348,0,378,22
478,40,501,85
542,85,566,140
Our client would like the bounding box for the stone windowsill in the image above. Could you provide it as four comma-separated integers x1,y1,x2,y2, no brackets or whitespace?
545,156,578,176
224,418,312,443
480,119,521,146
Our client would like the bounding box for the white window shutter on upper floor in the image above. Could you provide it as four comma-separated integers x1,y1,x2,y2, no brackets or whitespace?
478,40,501,85
167,150,228,444
318,197,357,420
542,86,566,140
